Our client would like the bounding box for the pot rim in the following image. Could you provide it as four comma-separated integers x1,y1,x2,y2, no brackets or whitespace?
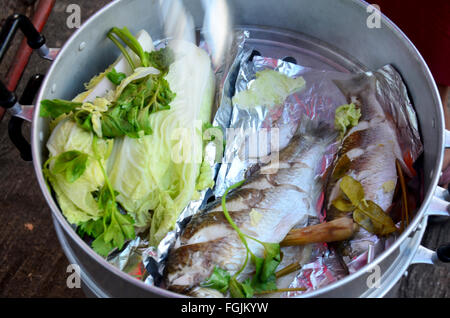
31,0,444,298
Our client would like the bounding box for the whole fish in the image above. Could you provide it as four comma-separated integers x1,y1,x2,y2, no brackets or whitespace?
324,73,407,270
164,122,335,295
285,72,418,294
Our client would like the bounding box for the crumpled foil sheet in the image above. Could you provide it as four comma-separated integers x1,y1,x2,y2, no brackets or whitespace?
375,65,423,162
107,237,155,283
107,32,423,297
213,55,350,196
288,66,423,296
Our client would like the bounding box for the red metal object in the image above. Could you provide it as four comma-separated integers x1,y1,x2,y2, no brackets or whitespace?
0,0,55,122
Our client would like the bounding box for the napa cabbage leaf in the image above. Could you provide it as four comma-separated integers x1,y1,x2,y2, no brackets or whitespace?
44,118,113,224
107,39,215,243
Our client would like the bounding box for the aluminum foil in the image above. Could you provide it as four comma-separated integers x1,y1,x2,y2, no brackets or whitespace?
213,55,350,197
289,65,423,295
107,32,423,297
374,65,423,163
107,237,154,282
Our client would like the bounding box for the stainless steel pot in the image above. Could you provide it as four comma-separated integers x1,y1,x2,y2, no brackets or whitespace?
5,0,448,297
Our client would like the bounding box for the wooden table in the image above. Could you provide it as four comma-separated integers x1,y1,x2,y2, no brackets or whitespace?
0,0,448,298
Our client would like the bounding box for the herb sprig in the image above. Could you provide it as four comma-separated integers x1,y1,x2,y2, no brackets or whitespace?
106,68,127,85
40,27,175,139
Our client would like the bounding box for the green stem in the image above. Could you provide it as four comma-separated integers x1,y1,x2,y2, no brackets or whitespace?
148,80,161,111
107,32,136,71
275,262,302,279
92,135,115,201
244,233,265,245
221,180,252,278
92,135,115,233
109,27,148,67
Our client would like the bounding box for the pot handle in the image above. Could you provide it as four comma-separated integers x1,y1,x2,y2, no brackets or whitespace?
7,74,45,161
0,14,46,64
411,244,450,265
0,13,57,161
415,185,450,266
426,185,450,217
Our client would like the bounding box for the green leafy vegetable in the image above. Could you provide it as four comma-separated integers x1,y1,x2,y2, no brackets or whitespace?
77,218,104,238
334,103,361,137
40,72,176,139
108,27,172,70
73,110,93,131
51,150,89,183
43,28,214,261
90,184,135,255
250,242,280,293
87,136,136,257
45,118,112,224
232,69,305,108
332,175,397,235
229,277,254,298
146,47,175,74
91,233,114,257
102,74,175,138
200,266,231,294
106,68,127,85
40,99,82,119
44,121,135,257
145,39,215,245
107,27,175,75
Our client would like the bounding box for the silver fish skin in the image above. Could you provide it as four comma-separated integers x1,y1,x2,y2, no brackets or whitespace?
326,74,405,263
164,123,335,295
289,74,408,294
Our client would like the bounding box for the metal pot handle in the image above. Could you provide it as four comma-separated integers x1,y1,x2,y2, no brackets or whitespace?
7,75,45,161
411,244,450,265
0,13,59,161
412,132,450,265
